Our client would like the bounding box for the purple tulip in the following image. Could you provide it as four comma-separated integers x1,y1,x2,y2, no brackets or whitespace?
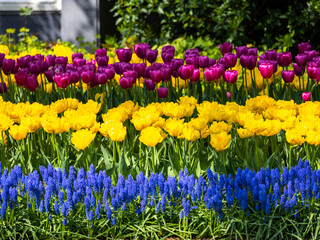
14,69,29,86
45,55,56,67
179,64,194,80
162,52,174,63
72,53,83,60
119,77,132,89
235,46,248,58
247,48,258,56
157,87,168,99
302,92,311,101
2,59,15,75
295,54,308,67
171,58,184,71
96,56,109,67
146,49,158,63
204,65,223,82
55,57,68,66
123,70,138,84
298,42,312,54
162,45,175,55
132,63,146,78
240,55,257,70
226,91,231,100
25,74,39,91
17,55,30,68
305,50,319,62
292,63,304,77
95,72,108,85
0,82,7,94
144,79,155,91
29,61,41,76
258,62,273,79
54,72,70,89
113,62,131,75
277,52,292,67
281,70,295,83
104,66,115,80
68,70,80,84
0,53,5,68
81,70,94,84
190,68,200,83
95,49,107,59
161,67,172,81
116,48,132,63
73,58,86,67
185,48,199,57
219,42,233,56
223,70,238,84
224,53,237,69
208,59,216,67
307,62,318,80
149,70,163,83
199,56,209,68
265,50,277,61
134,43,151,59
45,70,54,82
186,56,199,68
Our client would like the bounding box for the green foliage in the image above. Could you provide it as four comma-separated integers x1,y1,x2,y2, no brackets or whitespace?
108,0,320,50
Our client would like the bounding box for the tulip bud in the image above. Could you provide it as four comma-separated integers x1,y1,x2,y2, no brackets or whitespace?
307,63,318,80
190,68,200,83
81,70,94,84
226,91,231,100
2,59,15,75
208,59,216,67
144,79,155,91
162,45,175,55
316,68,320,82
146,49,158,64
185,48,199,59
14,69,29,86
45,55,56,67
119,77,132,89
186,56,199,68
95,49,107,59
134,43,151,59
68,70,80,84
95,72,108,85
204,65,223,82
224,70,238,84
199,56,209,68
247,48,258,56
96,56,109,67
265,49,277,61
132,63,146,78
29,61,41,76
293,63,305,76
54,72,70,89
55,57,68,66
277,52,292,67
235,46,248,58
157,87,168,99
149,70,163,83
219,42,232,56
298,42,312,54
162,52,174,63
295,54,308,67
305,50,319,62
116,48,132,63
281,70,295,83
25,74,39,91
224,53,237,69
302,92,311,101
72,53,83,60
179,64,194,80
258,62,273,79
161,67,172,81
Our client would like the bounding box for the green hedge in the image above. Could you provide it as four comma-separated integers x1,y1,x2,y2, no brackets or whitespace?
109,0,320,50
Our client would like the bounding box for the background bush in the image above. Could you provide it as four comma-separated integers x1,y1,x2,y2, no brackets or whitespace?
109,0,320,51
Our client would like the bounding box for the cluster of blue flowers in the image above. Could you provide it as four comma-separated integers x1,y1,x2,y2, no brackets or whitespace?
0,159,319,227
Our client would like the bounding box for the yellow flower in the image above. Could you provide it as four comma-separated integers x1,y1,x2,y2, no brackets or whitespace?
178,124,200,142
100,120,126,142
20,116,42,133
9,125,29,140
210,132,231,151
139,126,166,147
237,128,254,138
102,108,128,123
164,118,184,137
71,129,96,150
0,114,14,131
285,129,305,146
